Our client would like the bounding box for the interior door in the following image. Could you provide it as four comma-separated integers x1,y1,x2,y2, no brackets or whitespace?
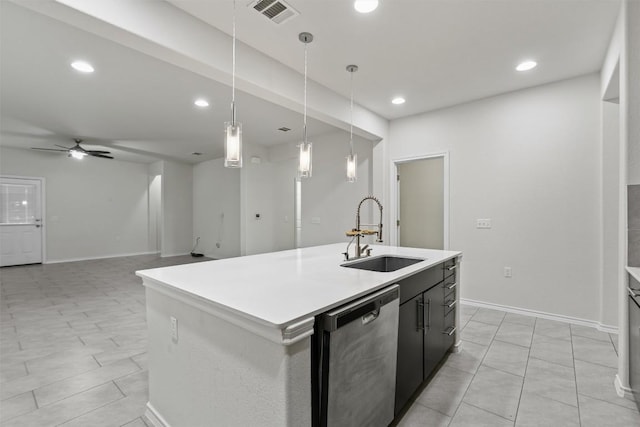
0,177,43,266
397,157,444,249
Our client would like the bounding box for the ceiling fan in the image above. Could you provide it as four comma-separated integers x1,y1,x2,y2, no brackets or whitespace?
31,138,114,159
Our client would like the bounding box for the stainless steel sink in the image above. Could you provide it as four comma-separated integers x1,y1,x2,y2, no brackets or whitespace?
341,255,425,272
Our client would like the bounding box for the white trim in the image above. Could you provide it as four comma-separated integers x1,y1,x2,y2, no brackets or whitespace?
615,374,633,398
391,152,450,249
145,403,170,427
45,251,160,264
461,298,619,334
160,251,190,258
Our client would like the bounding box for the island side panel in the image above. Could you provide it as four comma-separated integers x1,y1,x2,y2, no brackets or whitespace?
453,256,462,352
144,286,312,427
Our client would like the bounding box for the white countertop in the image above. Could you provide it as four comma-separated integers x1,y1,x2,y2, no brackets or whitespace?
137,244,461,330
628,266,640,283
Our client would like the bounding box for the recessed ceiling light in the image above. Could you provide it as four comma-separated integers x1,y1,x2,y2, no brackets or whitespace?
354,0,379,13
70,60,94,73
392,97,406,105
516,60,537,72
194,99,209,108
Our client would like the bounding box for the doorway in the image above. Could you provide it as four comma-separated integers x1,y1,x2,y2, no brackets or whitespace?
0,176,45,266
395,154,448,250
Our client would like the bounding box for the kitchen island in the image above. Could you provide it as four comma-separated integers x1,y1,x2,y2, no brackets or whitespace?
136,243,462,427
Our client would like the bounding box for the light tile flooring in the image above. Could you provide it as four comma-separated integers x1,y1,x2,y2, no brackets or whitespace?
1,255,639,426
0,254,208,427
395,305,640,427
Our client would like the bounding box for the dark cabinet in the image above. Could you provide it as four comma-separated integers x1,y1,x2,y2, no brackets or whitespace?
394,258,459,414
395,294,425,412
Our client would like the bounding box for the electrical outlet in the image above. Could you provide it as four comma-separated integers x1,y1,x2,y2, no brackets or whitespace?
170,316,178,341
504,267,512,278
476,219,492,229
311,217,321,224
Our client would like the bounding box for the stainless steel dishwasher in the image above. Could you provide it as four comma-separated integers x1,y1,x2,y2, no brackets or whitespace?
313,285,400,427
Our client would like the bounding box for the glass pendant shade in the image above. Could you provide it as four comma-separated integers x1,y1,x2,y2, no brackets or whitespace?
224,121,242,168
346,153,357,182
298,142,312,178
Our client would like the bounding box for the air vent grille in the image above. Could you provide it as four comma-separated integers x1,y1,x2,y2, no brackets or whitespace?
251,0,299,25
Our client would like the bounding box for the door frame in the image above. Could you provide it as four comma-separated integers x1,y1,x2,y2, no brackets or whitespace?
390,152,449,249
0,175,47,264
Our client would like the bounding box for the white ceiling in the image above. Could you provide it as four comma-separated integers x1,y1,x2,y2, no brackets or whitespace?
0,1,621,164
169,0,620,119
0,1,337,164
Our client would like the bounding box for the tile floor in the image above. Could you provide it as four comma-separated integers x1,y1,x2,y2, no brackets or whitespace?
395,306,640,427
1,255,639,426
0,254,208,427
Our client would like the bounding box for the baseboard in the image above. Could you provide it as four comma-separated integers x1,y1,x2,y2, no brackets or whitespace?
615,374,633,398
461,298,619,334
145,403,170,427
45,251,160,264
160,252,190,258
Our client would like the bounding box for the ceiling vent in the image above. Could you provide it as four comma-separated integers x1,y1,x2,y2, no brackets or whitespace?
250,0,299,25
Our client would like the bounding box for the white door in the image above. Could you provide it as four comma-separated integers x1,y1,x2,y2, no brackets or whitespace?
0,177,43,266
397,157,445,249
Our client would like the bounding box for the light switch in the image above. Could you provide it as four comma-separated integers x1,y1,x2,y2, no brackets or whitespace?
476,219,492,229
170,316,178,341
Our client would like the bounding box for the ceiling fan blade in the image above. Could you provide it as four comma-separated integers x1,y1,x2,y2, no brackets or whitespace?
31,147,68,152
86,150,112,154
54,144,72,150
89,153,114,159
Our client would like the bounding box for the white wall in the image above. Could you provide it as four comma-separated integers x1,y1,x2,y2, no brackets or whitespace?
241,144,276,256
627,0,640,186
268,131,375,249
390,74,602,321
601,102,621,328
0,146,152,262
161,160,193,257
193,158,241,259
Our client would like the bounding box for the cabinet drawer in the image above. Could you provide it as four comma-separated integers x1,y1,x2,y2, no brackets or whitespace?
443,258,458,280
443,295,456,317
399,263,444,304
443,278,457,299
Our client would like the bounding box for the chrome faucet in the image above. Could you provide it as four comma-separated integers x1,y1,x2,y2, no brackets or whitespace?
344,196,383,261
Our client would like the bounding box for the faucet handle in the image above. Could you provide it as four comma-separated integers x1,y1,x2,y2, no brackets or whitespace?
342,252,350,261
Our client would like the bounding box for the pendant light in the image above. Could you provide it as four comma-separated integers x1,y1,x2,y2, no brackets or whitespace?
346,64,358,183
224,0,242,168
298,32,313,178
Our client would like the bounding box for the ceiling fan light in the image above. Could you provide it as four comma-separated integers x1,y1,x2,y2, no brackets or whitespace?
70,150,86,159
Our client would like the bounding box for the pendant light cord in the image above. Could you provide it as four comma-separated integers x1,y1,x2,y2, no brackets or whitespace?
349,71,354,156
303,42,308,144
231,0,236,125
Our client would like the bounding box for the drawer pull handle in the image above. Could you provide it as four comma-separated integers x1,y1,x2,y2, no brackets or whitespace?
445,264,457,271
628,287,640,298
442,326,456,336
444,300,456,308
446,282,456,290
